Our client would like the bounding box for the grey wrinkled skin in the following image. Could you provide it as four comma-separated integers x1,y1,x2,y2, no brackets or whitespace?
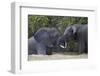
28,27,60,55
57,24,88,54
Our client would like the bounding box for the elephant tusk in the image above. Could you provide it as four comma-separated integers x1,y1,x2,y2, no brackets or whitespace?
60,42,67,48
60,45,65,48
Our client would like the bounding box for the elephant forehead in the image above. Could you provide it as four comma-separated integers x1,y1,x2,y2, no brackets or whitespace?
64,26,72,35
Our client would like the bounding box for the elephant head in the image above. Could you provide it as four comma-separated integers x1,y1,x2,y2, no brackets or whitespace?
34,27,60,48
57,24,80,48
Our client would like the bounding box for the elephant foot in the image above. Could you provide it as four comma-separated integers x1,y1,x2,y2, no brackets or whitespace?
46,50,52,55
84,50,88,54
28,50,37,55
78,51,84,55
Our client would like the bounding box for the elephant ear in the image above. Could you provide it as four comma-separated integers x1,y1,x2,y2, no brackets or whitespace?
71,26,77,34
34,29,53,47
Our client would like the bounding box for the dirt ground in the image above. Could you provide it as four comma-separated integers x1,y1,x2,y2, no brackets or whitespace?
28,52,88,61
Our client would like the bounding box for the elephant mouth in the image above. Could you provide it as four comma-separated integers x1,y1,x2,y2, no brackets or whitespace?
59,43,67,48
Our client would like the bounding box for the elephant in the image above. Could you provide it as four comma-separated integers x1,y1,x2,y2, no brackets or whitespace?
28,27,60,55
57,24,88,54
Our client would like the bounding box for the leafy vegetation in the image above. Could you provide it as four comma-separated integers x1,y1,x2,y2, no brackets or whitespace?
28,15,88,38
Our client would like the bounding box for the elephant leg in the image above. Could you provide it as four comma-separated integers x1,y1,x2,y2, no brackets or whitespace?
78,40,85,54
37,47,46,55
84,42,88,53
36,43,46,55
46,47,52,55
